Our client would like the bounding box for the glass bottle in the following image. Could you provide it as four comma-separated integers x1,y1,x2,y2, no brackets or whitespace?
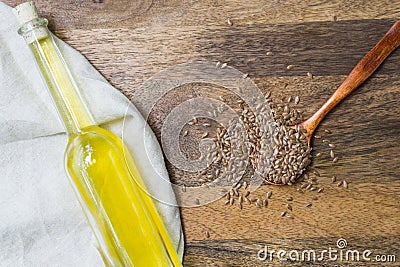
13,2,182,267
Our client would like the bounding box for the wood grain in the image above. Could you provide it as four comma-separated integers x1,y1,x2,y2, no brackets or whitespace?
4,0,400,266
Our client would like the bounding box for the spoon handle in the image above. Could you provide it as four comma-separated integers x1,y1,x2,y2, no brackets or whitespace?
302,20,400,135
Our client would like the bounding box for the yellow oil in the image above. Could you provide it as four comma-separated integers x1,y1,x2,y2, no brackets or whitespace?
66,125,180,266
27,31,181,266
30,36,94,134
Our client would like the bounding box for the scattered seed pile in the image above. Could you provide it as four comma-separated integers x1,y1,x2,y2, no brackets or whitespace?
179,78,351,230
177,73,354,239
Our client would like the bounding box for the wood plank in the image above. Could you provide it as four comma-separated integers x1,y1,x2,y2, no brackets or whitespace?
4,0,400,29
180,183,400,240
184,237,400,266
50,19,399,95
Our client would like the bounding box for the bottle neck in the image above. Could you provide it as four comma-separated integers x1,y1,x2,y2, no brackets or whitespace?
18,18,95,136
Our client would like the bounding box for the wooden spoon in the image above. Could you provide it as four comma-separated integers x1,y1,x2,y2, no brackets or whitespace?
301,20,400,145
267,20,400,185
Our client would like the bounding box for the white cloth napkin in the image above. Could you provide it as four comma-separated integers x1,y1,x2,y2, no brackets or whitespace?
0,2,184,266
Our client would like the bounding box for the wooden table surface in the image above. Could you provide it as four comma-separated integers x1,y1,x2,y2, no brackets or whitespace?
5,1,400,266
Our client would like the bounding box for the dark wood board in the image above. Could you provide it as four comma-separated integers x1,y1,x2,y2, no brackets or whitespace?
3,0,400,266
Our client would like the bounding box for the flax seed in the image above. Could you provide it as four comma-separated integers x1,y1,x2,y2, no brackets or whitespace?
205,231,210,238
312,169,320,177
297,188,304,193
